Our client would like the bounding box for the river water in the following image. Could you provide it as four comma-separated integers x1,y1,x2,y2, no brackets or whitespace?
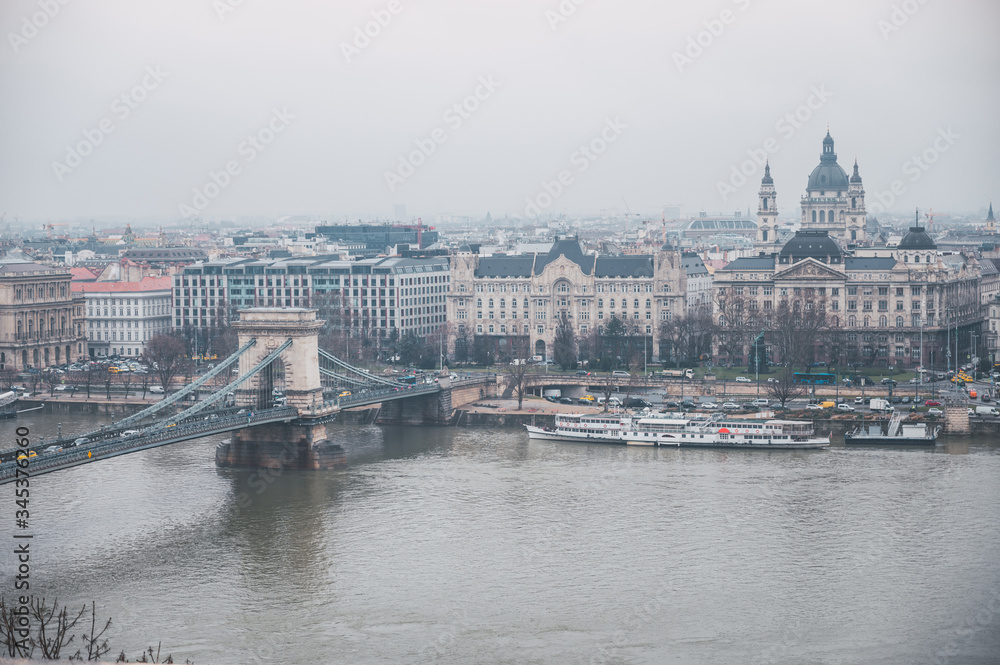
3,412,999,665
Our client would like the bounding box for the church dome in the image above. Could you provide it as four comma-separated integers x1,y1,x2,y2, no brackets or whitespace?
806,131,849,191
898,226,936,250
778,230,843,264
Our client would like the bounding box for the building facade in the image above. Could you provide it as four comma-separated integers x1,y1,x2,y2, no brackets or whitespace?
73,277,172,359
446,237,687,362
714,227,981,369
0,258,87,371
174,255,450,344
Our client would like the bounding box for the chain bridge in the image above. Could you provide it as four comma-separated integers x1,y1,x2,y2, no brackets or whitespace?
0,309,494,484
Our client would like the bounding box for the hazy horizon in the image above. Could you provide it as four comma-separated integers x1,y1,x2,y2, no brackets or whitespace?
2,0,998,223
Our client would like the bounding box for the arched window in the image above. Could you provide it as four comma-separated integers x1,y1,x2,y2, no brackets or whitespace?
812,210,817,223
848,316,856,327
762,230,768,241
819,210,826,223
863,316,870,327
762,197,768,210
851,230,857,241
829,209,835,222
896,316,904,327
879,315,887,327
851,197,857,209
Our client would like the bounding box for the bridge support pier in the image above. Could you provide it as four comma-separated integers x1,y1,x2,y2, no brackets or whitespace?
376,390,453,426
215,421,345,470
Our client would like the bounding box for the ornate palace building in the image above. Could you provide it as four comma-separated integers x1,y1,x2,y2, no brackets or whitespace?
713,226,981,369
446,237,687,362
0,254,87,371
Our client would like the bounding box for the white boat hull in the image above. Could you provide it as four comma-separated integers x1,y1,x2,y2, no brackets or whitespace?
524,425,621,445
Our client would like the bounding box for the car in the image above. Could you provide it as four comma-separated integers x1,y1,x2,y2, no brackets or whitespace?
854,396,865,404
927,408,943,416
767,377,779,383
16,451,38,460
576,370,591,376
751,398,769,407
901,396,911,404
722,402,741,410
544,396,557,403
968,408,975,416
735,377,751,383
837,403,855,412
701,402,719,409
73,437,90,446
909,378,919,384
449,373,458,381
925,400,941,407
891,396,902,404
559,397,574,404
611,370,630,378
338,391,352,398
150,386,165,394
983,394,992,403
578,395,596,404
624,397,651,408
54,384,69,391
44,445,62,454
664,401,681,409
969,390,978,399
120,429,140,437
806,404,823,410
881,378,897,386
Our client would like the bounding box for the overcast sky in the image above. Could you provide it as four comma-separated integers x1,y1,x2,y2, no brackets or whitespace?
1,0,997,224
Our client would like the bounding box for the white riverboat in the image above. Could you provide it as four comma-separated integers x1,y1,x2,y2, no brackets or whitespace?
622,413,830,449
524,412,631,444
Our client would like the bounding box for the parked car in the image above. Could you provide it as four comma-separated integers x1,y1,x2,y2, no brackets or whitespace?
925,400,941,407
735,376,751,383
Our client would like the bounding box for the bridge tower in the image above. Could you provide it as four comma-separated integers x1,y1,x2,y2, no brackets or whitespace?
216,308,345,470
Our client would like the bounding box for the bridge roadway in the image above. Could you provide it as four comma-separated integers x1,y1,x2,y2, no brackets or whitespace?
0,406,299,485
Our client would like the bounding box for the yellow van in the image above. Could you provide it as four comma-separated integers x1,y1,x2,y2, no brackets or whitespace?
820,401,836,409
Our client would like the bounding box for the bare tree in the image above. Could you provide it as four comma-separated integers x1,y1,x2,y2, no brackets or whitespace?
83,365,101,399
715,288,756,368
43,369,60,396
769,293,829,370
143,334,187,394
504,339,535,410
765,367,806,408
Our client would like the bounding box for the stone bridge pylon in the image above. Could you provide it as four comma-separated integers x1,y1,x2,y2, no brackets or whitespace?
215,308,345,471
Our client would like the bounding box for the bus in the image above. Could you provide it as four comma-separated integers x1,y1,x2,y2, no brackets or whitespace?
793,372,836,385
400,375,418,385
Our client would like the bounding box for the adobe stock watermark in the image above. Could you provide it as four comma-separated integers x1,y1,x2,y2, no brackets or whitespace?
383,75,502,193
877,0,933,40
51,65,168,183
213,0,246,21
179,107,294,219
523,116,627,218
716,85,832,202
340,0,411,63
545,0,589,31
7,0,72,54
673,0,752,74
867,127,959,215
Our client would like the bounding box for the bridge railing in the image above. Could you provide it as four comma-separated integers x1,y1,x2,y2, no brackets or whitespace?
329,381,442,409
0,406,298,482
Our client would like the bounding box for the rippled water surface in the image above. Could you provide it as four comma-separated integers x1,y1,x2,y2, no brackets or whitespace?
4,412,999,664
